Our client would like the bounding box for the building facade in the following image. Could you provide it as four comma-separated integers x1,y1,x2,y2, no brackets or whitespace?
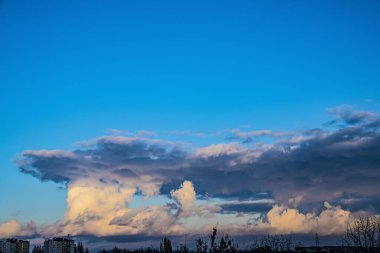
43,238,75,253
0,239,29,253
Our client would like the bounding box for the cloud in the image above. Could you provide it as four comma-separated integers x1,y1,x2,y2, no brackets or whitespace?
262,202,350,235
171,181,196,218
0,220,37,238
26,179,220,239
17,112,380,212
18,136,187,186
170,181,220,218
23,150,76,158
62,178,136,235
194,202,351,237
219,199,275,214
9,106,380,243
109,206,182,235
194,143,247,158
327,105,375,125
226,129,292,143
135,130,158,137
106,129,157,137
168,130,206,138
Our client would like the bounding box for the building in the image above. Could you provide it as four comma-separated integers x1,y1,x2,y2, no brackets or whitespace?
0,239,29,253
43,237,75,253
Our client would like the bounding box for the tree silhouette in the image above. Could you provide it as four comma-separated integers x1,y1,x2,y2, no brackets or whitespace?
160,237,172,253
250,235,293,253
177,244,189,253
209,226,218,253
77,242,85,253
195,238,208,253
343,216,380,253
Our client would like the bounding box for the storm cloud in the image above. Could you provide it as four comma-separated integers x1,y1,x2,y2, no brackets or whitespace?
6,106,380,241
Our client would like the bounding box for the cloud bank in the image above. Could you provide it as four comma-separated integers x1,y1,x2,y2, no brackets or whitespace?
2,106,380,245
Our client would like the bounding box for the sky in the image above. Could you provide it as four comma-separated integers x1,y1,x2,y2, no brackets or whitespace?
1,0,380,250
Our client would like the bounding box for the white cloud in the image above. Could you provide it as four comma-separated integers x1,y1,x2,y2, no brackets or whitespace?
33,180,219,238
23,150,76,158
171,181,196,218
0,220,37,238
195,143,246,158
263,202,351,235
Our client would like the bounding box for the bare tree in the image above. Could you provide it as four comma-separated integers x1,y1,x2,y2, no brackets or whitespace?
202,226,239,253
195,238,208,253
218,234,239,253
250,235,293,253
176,244,189,253
160,238,173,253
209,226,218,253
343,216,380,253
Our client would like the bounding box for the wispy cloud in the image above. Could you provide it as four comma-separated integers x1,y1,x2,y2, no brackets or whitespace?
327,104,375,125
107,129,158,137
168,130,206,138
226,129,292,143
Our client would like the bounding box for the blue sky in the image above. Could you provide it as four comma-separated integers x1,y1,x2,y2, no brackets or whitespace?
1,0,380,246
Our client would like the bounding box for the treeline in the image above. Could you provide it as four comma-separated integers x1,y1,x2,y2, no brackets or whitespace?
98,216,380,253
98,227,293,253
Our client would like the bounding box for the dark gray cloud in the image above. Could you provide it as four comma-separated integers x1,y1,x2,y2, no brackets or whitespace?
335,193,380,213
16,107,380,213
220,202,273,214
19,137,188,183
254,127,380,203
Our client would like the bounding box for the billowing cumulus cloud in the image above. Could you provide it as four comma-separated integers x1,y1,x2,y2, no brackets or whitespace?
6,106,380,243
263,202,350,234
171,181,196,218
170,181,220,218
19,179,219,239
211,202,351,237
